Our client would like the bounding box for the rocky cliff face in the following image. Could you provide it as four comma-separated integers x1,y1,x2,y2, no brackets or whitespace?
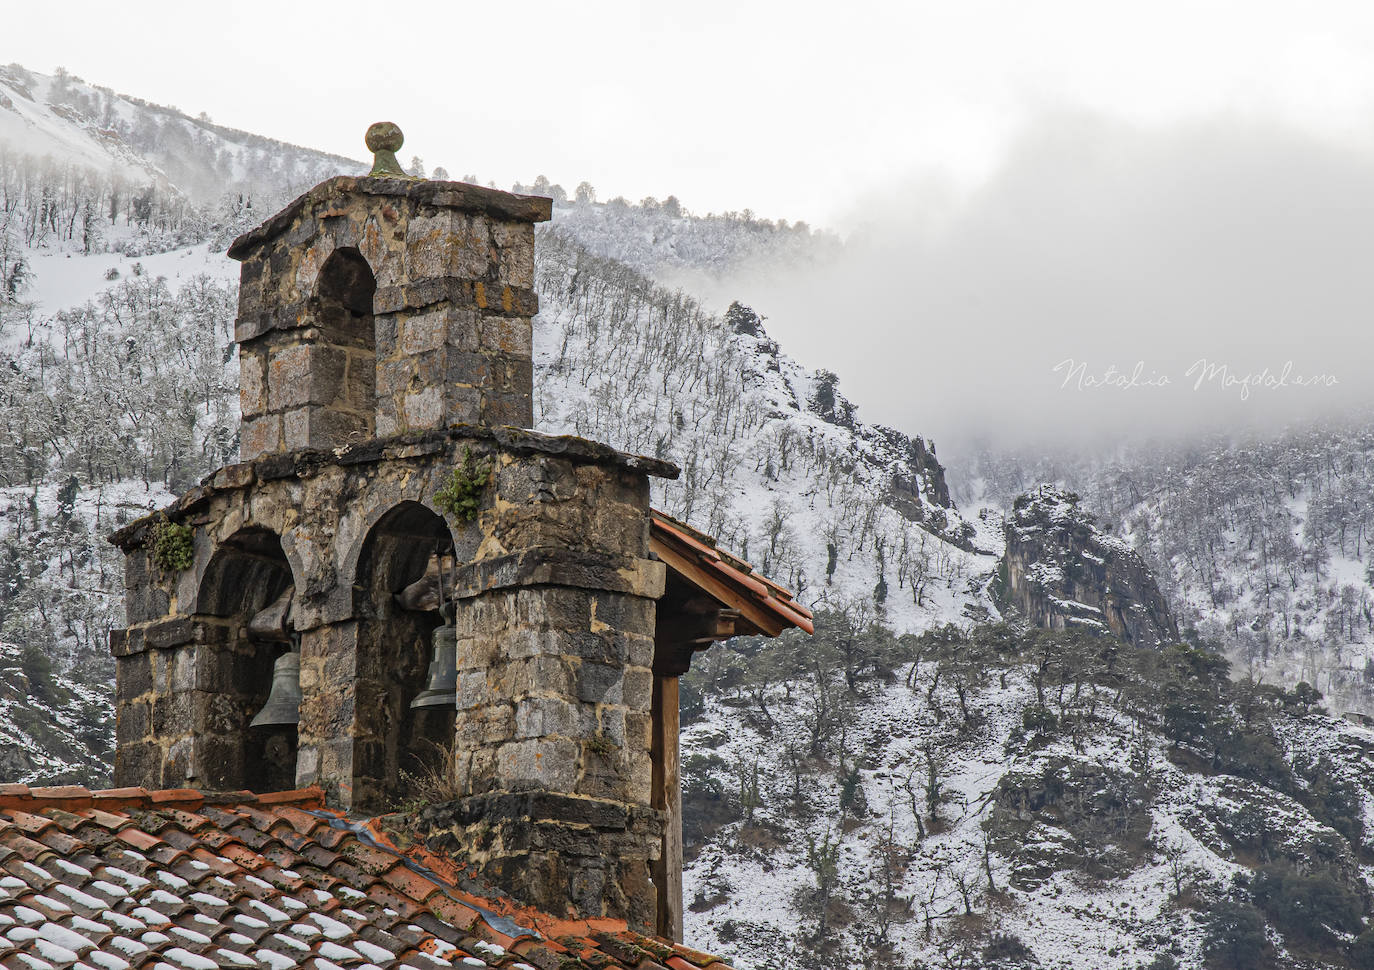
995,485,1179,647
728,301,957,523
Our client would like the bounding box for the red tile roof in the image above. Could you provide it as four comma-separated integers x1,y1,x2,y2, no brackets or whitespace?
649,510,813,637
0,786,734,970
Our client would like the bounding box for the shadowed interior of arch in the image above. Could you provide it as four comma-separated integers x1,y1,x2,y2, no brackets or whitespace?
313,246,377,440
195,526,298,793
352,502,458,812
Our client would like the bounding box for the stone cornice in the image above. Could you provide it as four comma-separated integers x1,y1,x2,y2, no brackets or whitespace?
227,176,554,260
108,424,679,550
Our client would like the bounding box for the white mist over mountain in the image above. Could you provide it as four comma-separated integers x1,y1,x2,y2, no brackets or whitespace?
721,110,1374,452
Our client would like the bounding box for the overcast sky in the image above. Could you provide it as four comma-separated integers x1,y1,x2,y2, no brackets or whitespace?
17,0,1374,225
12,1,1374,449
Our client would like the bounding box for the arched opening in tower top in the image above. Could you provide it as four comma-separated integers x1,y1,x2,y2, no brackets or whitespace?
313,246,377,440
352,502,458,813
195,526,297,794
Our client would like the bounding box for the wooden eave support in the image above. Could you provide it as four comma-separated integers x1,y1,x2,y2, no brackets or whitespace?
649,539,789,638
653,605,742,677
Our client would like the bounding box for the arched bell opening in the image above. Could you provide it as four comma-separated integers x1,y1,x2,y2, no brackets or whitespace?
195,526,298,793
312,246,377,439
353,502,458,812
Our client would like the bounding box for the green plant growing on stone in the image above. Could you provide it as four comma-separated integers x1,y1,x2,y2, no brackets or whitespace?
586,734,618,757
434,448,492,524
151,517,194,573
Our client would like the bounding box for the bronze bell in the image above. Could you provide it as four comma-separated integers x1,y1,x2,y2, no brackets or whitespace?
411,615,457,709
411,550,458,710
250,648,302,727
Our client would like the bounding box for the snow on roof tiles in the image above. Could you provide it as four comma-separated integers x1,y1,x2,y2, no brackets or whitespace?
0,786,734,970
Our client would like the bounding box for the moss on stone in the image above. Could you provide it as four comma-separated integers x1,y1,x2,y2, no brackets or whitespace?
434,447,491,524
151,517,194,573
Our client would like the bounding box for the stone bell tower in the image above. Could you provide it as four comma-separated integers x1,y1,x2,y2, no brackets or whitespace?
110,124,676,932
233,121,539,457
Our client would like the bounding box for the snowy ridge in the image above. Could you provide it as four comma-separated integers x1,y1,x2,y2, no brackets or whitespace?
547,194,842,285
0,65,359,205
532,227,1001,633
0,63,360,288
0,68,157,185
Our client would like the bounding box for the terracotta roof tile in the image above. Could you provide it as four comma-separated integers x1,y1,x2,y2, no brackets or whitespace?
122,821,171,845
83,808,134,831
269,809,324,839
419,898,481,936
312,827,351,851
6,813,58,838
0,786,735,970
2,837,53,864
148,791,205,810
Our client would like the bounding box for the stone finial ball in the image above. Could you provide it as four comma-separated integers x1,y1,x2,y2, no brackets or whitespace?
365,122,404,153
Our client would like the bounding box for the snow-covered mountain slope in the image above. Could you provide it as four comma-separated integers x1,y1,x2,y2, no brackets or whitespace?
0,63,360,280
0,639,112,785
1110,425,1374,718
0,68,153,185
680,624,1374,970
957,425,1374,717
0,64,360,205
21,242,238,316
548,193,843,286
533,228,1000,633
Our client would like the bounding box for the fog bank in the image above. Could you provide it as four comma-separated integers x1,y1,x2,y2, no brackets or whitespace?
722,110,1374,456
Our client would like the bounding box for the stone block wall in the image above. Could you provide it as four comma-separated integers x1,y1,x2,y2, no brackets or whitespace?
110,616,274,790
434,454,666,930
109,426,677,931
239,337,377,457
229,178,550,459
450,584,658,801
443,574,664,929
